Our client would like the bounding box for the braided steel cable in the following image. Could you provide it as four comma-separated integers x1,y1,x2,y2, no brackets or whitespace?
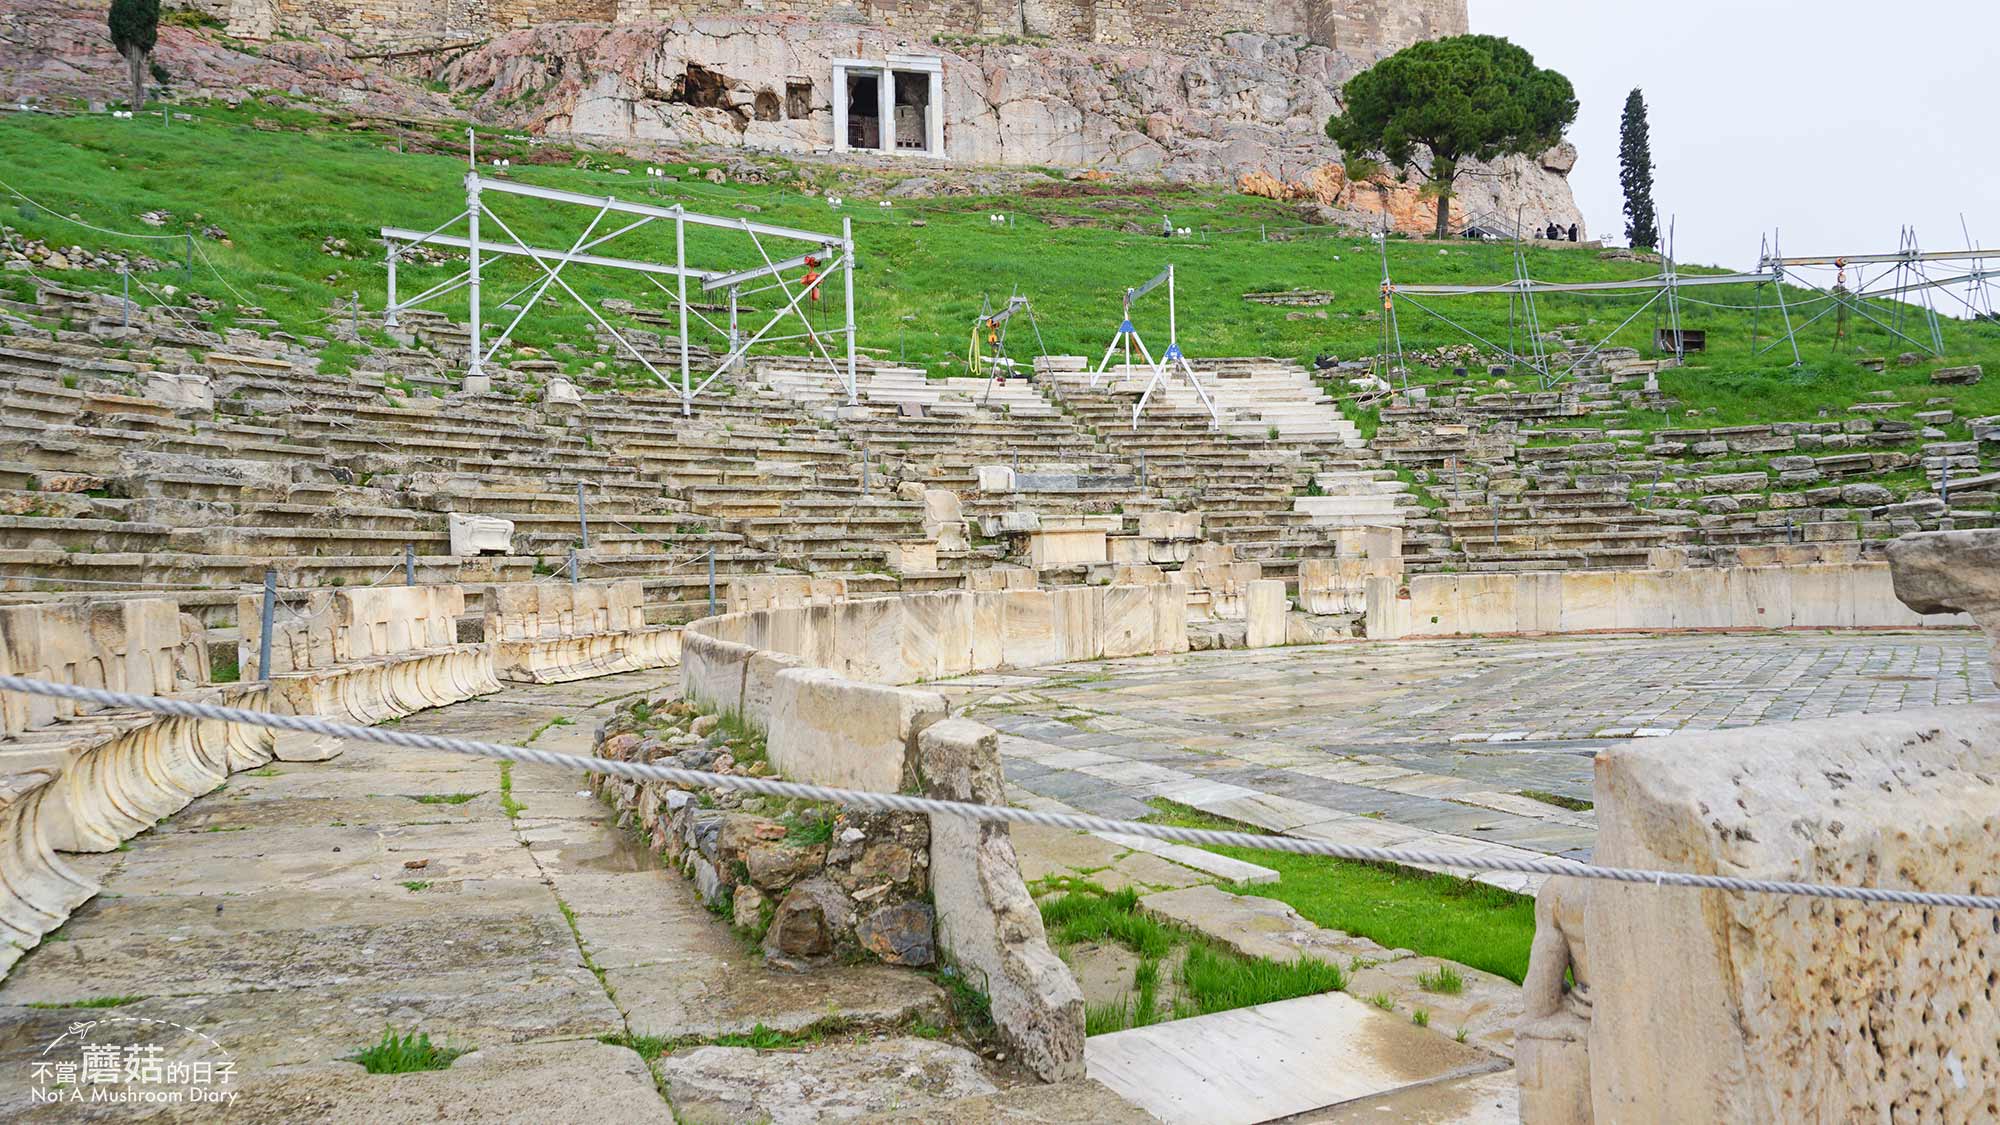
1,673,1996,911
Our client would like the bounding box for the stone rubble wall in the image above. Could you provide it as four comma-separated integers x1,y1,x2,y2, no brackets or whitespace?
1530,706,2000,1121
1369,561,1975,639
675,585,1144,1080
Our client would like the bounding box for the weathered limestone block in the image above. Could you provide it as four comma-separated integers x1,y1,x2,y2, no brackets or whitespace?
728,574,845,614
999,589,1060,668
1245,579,1288,648
824,596,911,684
976,465,1016,492
545,376,583,405
1547,708,2000,1122
681,631,754,717
1100,584,1158,658
1137,511,1201,541
883,539,938,573
901,592,976,682
482,580,680,683
1027,528,1107,569
1185,559,1261,619
1887,528,2000,677
766,669,945,793
918,718,1085,1082
967,566,1035,593
1105,535,1151,566
448,512,514,556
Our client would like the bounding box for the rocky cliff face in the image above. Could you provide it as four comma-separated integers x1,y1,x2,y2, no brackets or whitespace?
0,0,457,118
441,17,1584,234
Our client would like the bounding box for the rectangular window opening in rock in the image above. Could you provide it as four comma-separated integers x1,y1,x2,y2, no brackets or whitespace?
786,79,813,119
845,72,881,150
893,70,930,152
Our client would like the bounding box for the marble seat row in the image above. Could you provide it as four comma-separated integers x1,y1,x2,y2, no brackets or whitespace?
480,580,681,683
0,597,279,972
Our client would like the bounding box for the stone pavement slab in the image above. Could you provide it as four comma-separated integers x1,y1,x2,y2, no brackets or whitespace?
1084,991,1502,1125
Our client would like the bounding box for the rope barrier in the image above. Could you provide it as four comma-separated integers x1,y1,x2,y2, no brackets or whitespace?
0,673,1993,912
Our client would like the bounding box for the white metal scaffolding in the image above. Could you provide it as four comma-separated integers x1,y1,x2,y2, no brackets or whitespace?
1089,264,1217,429
381,171,860,415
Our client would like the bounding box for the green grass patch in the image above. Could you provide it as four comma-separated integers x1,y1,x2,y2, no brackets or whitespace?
526,715,574,743
409,792,480,805
399,880,431,892
1039,881,1347,1034
347,1028,466,1074
3,104,1991,424
1417,965,1465,994
1176,944,1347,1013
1144,800,1536,983
26,995,146,1009
1516,789,1593,812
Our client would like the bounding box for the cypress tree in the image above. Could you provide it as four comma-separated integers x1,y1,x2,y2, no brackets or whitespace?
1619,88,1659,251
108,0,160,111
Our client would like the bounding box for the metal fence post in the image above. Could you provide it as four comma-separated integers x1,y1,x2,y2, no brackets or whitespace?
568,548,579,585
404,543,416,585
121,265,130,328
861,438,870,492
1941,461,1951,510
258,569,276,683
575,481,590,549
184,233,193,280
350,290,360,337
707,547,717,616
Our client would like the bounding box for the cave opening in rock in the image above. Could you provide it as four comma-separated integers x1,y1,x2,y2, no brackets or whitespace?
671,63,729,109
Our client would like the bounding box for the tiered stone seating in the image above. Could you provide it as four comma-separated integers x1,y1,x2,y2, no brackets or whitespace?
482,579,681,683
0,595,282,971
240,584,502,728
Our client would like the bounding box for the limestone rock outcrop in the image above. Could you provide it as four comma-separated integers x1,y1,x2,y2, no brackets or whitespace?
439,20,1585,234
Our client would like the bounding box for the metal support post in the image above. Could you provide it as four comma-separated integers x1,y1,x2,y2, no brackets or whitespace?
707,548,717,616
120,266,130,328
576,481,590,549
861,437,870,491
184,233,193,280
258,570,276,683
568,548,579,585
728,286,741,359
404,543,416,585
350,290,360,337
676,207,691,416
843,217,859,406
384,247,400,328
1941,462,1951,510
465,172,484,377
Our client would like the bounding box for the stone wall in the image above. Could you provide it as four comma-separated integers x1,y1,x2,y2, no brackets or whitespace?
1369,562,1975,639
674,586,1129,1080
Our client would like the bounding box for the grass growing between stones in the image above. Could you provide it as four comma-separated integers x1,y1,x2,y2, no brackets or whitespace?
1144,800,1537,983
1517,789,1593,812
347,1028,467,1074
1038,881,1347,1035
25,996,146,1009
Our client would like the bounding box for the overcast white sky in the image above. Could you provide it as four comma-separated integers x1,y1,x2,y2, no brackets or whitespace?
1476,2,2000,270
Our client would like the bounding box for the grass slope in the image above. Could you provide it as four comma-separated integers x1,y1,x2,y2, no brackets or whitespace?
3,105,1996,434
